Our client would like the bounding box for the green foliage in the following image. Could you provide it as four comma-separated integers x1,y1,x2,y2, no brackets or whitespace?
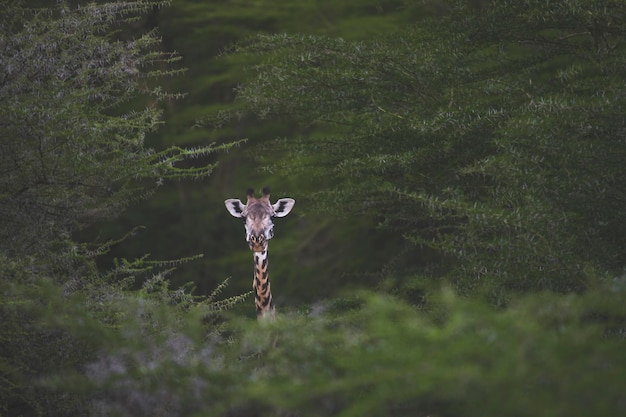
0,253,243,417
35,286,626,417
0,0,236,260
218,289,626,417
224,0,626,299
98,0,420,299
3,2,626,416
0,259,85,416
0,2,243,415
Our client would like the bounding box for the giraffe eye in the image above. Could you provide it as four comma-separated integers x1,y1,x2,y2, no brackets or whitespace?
268,228,274,239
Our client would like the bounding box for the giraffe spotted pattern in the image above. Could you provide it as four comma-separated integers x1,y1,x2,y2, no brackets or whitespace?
253,249,272,317
224,187,295,319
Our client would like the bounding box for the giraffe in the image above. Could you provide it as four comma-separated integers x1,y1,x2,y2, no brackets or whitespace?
224,187,295,318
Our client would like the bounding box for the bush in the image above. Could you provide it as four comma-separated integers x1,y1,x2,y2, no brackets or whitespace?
43,285,625,417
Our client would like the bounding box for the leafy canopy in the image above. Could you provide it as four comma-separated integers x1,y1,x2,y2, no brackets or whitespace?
225,0,626,300
0,0,237,260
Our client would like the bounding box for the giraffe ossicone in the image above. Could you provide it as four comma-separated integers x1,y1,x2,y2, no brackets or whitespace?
224,187,295,318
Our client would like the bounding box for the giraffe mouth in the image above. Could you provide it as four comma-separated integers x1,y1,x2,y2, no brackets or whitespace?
248,241,267,252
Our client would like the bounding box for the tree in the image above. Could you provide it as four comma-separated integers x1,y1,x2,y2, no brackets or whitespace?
0,0,234,260
97,0,421,300
0,2,239,414
223,0,626,302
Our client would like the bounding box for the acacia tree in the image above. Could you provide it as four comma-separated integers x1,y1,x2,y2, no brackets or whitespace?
0,2,239,415
224,0,626,302
0,1,234,261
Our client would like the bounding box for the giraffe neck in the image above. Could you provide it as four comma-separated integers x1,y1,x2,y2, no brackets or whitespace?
253,249,274,319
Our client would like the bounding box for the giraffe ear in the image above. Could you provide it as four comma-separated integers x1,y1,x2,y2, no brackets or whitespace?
272,198,295,217
225,199,246,218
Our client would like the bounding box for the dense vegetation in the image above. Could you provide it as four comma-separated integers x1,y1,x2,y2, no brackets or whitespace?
1,1,625,416
226,0,626,303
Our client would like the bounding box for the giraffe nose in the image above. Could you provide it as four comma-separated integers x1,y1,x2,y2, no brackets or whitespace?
248,234,266,251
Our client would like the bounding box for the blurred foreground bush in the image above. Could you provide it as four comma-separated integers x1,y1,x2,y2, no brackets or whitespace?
33,281,624,417
219,287,626,417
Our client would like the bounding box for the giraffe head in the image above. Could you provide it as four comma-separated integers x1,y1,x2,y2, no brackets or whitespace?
224,187,295,252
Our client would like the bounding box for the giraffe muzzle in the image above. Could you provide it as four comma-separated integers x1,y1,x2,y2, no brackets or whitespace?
248,234,267,252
